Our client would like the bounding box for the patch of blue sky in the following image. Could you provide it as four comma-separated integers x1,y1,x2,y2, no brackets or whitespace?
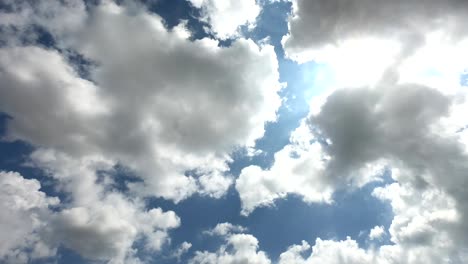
460,70,468,86
240,1,327,159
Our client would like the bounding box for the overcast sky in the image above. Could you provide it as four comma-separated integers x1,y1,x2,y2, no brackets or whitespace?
1,0,468,263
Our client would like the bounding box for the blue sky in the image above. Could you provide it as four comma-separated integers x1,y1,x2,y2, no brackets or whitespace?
1,1,468,264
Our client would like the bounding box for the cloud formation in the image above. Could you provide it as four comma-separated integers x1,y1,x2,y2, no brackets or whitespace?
234,1,468,262
283,0,468,62
2,0,468,263
238,80,468,261
188,0,260,39
0,0,281,202
236,121,334,215
204,222,248,237
0,171,58,263
28,149,181,263
191,225,270,264
368,226,385,241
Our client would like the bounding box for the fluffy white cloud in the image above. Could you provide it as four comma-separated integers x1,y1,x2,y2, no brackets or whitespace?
190,233,271,264
236,119,386,215
234,0,468,262
204,222,248,237
279,238,373,264
369,226,385,241
0,0,281,202
0,1,282,261
277,178,467,264
30,149,181,263
371,181,464,263
172,241,192,262
45,205,179,262
265,81,468,262
188,0,261,39
236,121,334,215
0,171,58,263
236,45,468,263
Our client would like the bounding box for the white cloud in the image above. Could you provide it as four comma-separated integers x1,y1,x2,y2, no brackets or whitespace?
369,226,385,241
373,182,460,249
278,240,311,264
204,222,248,237
267,80,468,262
3,1,468,263
197,171,234,199
45,205,179,261
236,131,332,214
172,242,192,262
0,1,282,261
279,237,373,264
235,47,468,261
277,178,467,264
190,233,271,264
0,0,281,202
236,120,385,215
0,171,58,263
188,0,261,39
231,0,468,262
28,149,181,263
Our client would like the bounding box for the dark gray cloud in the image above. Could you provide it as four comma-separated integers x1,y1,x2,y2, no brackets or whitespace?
310,83,454,185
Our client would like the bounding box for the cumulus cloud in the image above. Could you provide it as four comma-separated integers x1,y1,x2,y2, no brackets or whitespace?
279,238,373,264
0,171,58,263
192,223,466,264
190,233,270,264
236,118,386,215
238,31,468,264
249,80,468,262
276,178,467,264
0,1,282,261
236,121,334,215
45,206,179,261
27,149,181,263
283,0,468,61
3,0,468,263
188,0,261,39
234,0,468,262
369,226,385,241
0,0,281,202
204,222,248,237
282,0,468,93
371,181,464,263
172,242,192,262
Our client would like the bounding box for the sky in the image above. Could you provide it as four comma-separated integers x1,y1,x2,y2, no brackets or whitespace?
1,0,468,263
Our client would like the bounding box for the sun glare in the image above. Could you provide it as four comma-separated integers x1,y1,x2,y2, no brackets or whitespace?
307,38,401,90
